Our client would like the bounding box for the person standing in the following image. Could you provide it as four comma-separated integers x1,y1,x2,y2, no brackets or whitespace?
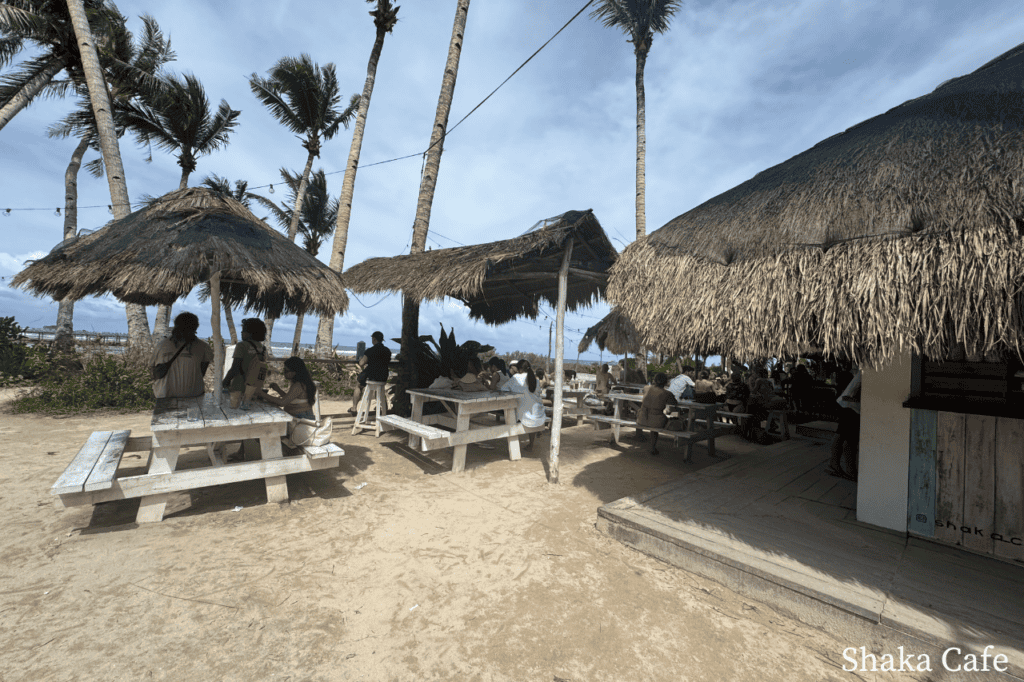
222,318,269,409
351,331,392,414
151,312,214,399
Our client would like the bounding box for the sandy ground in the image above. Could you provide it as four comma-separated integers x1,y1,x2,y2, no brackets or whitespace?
0,392,929,682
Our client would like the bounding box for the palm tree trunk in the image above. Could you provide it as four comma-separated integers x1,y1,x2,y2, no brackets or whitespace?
287,151,315,241
634,46,648,240
0,58,65,132
66,0,151,350
153,169,195,339
223,298,238,344
54,135,91,350
316,21,390,357
291,312,304,356
397,0,470,415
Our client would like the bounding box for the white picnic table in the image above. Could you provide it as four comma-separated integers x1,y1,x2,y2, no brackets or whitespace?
50,394,343,523
380,388,546,473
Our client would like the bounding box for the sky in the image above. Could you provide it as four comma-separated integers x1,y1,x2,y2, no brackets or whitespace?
2,0,1023,360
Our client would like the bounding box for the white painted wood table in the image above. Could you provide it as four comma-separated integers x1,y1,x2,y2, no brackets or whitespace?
396,388,545,473
50,395,343,523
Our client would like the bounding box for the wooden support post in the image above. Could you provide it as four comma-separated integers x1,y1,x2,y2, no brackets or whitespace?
211,272,223,405
549,241,573,484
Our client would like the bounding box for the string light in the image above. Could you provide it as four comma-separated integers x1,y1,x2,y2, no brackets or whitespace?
268,184,275,194
107,205,113,214
3,209,10,217
54,208,61,217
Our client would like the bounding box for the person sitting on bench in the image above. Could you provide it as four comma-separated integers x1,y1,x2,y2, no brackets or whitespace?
500,359,546,451
636,372,677,456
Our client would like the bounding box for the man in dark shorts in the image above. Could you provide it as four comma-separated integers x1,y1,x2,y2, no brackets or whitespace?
350,331,392,414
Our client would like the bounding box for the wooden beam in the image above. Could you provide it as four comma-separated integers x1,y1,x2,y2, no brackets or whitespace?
549,240,574,484
211,272,223,405
485,267,608,283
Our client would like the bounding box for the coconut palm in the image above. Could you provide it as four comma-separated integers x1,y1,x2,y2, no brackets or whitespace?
63,0,150,347
199,173,263,344
251,168,338,355
119,71,241,337
248,54,357,244
590,0,681,239
46,13,173,348
397,0,470,415
315,0,400,357
0,0,148,131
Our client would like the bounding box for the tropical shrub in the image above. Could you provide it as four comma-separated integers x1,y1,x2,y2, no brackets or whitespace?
0,317,49,387
11,350,154,414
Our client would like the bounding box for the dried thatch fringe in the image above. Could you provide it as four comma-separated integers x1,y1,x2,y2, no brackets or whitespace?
577,307,641,355
11,187,348,318
609,219,1024,366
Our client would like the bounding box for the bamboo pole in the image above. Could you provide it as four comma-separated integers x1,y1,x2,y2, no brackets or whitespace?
548,241,573,484
211,272,223,405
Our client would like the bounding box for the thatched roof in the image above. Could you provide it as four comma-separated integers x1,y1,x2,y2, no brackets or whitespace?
578,307,641,355
609,41,1024,366
344,209,617,324
12,187,348,318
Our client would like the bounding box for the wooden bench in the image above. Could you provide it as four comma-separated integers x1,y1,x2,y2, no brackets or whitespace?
52,429,344,511
585,415,736,461
378,414,452,451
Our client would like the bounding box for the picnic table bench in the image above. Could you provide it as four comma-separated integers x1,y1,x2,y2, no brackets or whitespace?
381,388,546,473
586,394,737,461
50,395,344,522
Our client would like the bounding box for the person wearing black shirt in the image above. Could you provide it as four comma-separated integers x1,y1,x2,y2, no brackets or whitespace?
350,331,392,414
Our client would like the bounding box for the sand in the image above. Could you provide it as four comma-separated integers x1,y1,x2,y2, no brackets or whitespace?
0,394,921,681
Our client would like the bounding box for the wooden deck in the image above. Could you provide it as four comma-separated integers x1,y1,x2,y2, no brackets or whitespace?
598,438,1024,678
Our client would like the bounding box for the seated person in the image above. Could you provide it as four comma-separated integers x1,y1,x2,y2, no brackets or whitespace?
536,369,553,391
455,356,489,392
636,373,677,456
481,357,512,390
724,373,750,413
595,363,613,396
500,359,546,451
714,376,729,397
746,374,787,441
693,370,718,404
261,356,317,420
668,368,696,402
152,311,213,399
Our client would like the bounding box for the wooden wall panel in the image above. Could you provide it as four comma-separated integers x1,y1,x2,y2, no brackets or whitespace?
994,417,1024,563
934,412,965,546
907,410,937,537
962,415,996,554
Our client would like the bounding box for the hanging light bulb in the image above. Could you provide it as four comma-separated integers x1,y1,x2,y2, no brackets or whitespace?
268,184,275,194
3,209,10,217
55,207,61,217
107,205,114,214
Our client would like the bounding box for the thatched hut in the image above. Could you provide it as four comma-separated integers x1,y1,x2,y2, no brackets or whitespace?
345,209,617,483
346,209,615,324
13,187,349,402
577,307,641,356
608,42,1024,559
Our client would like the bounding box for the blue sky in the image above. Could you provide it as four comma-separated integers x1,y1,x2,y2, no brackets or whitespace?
2,0,1022,359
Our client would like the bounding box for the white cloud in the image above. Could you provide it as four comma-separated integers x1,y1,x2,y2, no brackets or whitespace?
0,251,47,275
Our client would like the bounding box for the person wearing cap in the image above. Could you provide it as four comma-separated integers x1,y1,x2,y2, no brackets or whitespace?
350,331,392,414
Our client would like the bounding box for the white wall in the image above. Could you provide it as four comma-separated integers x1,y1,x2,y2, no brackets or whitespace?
857,352,913,532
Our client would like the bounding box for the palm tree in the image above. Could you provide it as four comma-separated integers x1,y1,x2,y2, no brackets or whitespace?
251,168,337,355
590,0,681,239
248,55,357,244
120,71,241,337
63,0,151,348
46,13,173,348
199,173,262,344
397,0,470,416
315,0,399,357
0,0,147,131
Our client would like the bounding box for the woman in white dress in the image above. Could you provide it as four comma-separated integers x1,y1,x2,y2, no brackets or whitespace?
500,359,546,451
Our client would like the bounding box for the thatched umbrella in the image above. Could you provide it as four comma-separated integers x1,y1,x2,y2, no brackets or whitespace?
609,41,1024,367
12,187,349,403
345,209,617,483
